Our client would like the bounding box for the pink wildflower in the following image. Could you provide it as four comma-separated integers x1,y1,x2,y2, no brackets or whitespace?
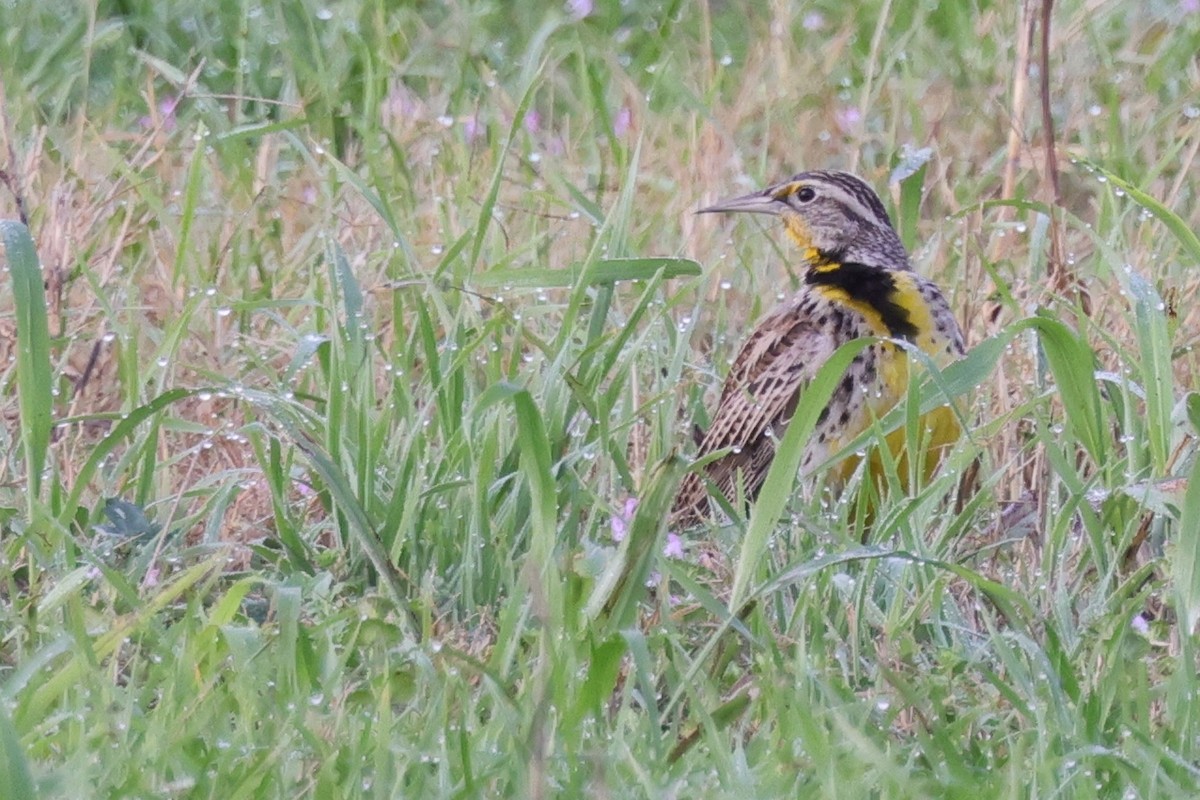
567,0,593,19
610,497,638,542
663,532,684,559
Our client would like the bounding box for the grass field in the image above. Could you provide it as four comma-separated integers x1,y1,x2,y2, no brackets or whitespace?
2,0,1200,796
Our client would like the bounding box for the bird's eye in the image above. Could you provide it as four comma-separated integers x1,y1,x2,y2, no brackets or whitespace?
795,186,817,203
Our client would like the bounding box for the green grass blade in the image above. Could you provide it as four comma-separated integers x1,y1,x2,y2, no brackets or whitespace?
257,394,414,628
890,146,933,251
18,555,225,728
476,382,561,626
0,221,52,503
1174,455,1200,634
57,388,194,528
1032,313,1109,467
172,124,207,287
466,22,557,273
0,708,35,800
1082,161,1200,266
1125,270,1173,473
731,338,874,608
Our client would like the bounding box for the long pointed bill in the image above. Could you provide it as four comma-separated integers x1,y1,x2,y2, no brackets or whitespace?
696,189,787,216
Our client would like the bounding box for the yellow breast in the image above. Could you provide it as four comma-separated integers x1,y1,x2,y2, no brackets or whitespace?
812,271,963,489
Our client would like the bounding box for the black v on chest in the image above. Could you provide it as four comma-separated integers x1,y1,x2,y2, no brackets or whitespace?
805,261,920,341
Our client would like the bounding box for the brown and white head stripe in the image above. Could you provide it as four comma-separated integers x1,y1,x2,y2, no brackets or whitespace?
787,170,896,231
698,170,910,270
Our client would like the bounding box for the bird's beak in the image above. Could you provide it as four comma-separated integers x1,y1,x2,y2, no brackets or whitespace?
696,188,786,216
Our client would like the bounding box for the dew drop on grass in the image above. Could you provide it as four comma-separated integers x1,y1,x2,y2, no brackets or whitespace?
315,7,333,20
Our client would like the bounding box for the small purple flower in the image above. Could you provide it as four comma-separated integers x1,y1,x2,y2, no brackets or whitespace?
610,497,638,542
463,116,484,143
614,105,632,137
567,0,593,19
662,532,684,559
1182,0,1199,13
834,106,862,134
139,94,179,131
802,12,826,31
523,110,541,134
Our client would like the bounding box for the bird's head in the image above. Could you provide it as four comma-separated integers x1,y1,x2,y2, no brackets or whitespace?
698,170,909,270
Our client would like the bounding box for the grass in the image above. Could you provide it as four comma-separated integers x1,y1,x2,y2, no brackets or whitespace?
1,0,1200,796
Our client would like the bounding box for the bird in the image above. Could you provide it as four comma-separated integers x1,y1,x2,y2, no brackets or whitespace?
670,170,966,528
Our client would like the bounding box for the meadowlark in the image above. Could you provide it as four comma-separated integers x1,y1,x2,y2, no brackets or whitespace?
671,170,966,528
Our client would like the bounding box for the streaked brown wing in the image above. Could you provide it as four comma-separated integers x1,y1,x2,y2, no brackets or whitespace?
672,307,834,523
